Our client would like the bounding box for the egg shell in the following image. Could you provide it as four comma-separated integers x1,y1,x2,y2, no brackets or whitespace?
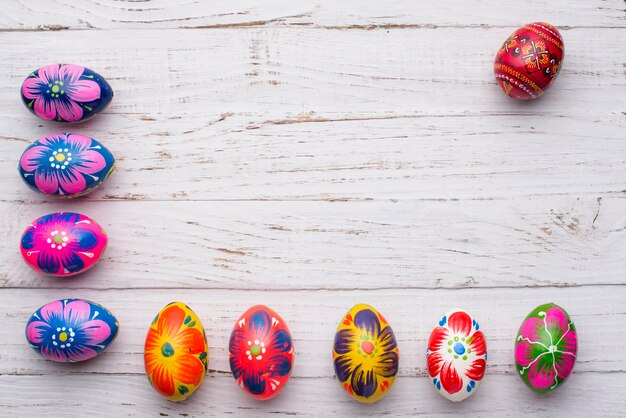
514,303,577,394
332,303,399,404
18,133,115,198
20,212,108,277
494,22,564,100
25,298,119,362
228,305,294,400
144,302,208,402
21,63,113,123
426,309,487,402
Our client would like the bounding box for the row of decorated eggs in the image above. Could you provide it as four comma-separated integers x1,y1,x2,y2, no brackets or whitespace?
26,301,577,402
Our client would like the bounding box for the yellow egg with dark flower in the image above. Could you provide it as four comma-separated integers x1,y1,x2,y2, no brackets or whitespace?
332,303,399,403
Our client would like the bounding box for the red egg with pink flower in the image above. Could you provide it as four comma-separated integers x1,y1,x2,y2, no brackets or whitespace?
20,212,108,277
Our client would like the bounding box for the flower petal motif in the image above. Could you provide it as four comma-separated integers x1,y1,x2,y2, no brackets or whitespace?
468,331,486,356
25,299,119,363
440,361,463,394
426,309,487,402
144,302,208,402
67,79,101,102
20,145,48,172
351,364,377,398
33,97,57,120
63,300,92,325
228,305,294,401
448,311,472,336
332,304,399,404
26,321,51,344
353,308,381,337
527,354,557,390
428,326,449,351
465,358,486,381
34,170,60,195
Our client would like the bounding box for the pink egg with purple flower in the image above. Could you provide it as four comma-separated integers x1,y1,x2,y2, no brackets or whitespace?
19,133,115,197
26,298,119,362
21,64,113,123
20,212,108,277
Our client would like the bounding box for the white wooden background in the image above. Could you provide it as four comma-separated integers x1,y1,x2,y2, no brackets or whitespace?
0,1,624,417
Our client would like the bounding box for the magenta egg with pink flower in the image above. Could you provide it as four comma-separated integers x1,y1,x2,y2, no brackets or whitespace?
19,133,115,198
20,212,108,277
26,298,119,362
21,64,113,123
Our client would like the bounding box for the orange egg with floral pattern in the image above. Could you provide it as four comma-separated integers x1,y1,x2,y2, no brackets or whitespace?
332,304,399,403
144,302,208,402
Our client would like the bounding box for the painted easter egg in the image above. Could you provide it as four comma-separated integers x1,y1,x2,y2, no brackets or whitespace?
19,133,115,197
26,298,119,362
515,303,577,393
21,63,113,122
494,22,564,100
228,305,294,400
332,304,399,404
427,309,487,402
20,212,108,277
144,302,208,402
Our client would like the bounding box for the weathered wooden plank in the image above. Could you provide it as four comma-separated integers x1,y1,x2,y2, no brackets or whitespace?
0,374,624,416
2,286,624,376
0,28,623,118
1,197,623,290
1,0,623,30
1,112,624,202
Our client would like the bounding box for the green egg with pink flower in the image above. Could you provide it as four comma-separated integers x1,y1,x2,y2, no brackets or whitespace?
514,303,578,393
20,63,113,123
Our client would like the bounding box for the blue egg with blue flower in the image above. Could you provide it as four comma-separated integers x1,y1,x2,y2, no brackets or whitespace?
21,64,113,123
26,299,120,362
19,133,115,198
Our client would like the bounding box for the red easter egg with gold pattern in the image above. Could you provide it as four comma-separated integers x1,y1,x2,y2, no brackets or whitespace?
494,22,564,100
228,305,294,400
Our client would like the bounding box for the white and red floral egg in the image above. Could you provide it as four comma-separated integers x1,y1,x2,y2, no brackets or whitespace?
228,305,294,401
426,309,487,402
20,212,108,277
25,298,119,362
18,133,115,198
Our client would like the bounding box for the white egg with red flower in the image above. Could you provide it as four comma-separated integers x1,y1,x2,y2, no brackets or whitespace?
426,309,487,402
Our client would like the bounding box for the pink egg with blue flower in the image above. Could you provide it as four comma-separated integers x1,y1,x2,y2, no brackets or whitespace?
21,64,113,123
19,133,115,197
26,298,119,362
427,309,487,402
20,212,108,277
